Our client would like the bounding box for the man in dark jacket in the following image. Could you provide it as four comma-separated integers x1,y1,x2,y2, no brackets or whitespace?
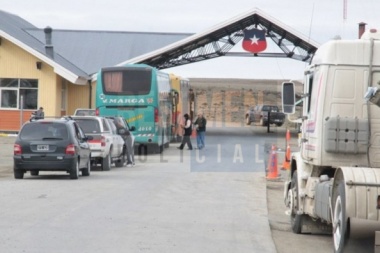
30,107,44,121
177,113,193,150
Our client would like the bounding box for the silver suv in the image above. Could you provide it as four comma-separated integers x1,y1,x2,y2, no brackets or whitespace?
71,116,125,170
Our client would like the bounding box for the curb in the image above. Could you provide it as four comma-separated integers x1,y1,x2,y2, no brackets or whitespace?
0,133,18,137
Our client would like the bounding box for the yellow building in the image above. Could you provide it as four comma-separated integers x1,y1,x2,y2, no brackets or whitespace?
0,10,190,132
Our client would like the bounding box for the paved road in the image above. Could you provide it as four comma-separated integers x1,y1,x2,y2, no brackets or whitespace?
1,128,372,253
0,127,278,253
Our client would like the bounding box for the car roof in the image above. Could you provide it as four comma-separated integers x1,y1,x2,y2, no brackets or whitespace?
70,115,104,120
29,117,73,124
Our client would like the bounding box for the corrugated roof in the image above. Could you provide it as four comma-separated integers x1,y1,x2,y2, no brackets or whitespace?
25,29,192,75
0,10,91,84
0,9,191,84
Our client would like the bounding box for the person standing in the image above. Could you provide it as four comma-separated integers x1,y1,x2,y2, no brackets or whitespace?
193,112,207,149
114,120,135,167
31,107,44,121
177,113,193,150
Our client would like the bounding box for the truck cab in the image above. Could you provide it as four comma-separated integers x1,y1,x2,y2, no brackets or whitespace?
282,29,380,253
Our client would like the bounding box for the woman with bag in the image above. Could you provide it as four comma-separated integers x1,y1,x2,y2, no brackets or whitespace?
177,113,193,150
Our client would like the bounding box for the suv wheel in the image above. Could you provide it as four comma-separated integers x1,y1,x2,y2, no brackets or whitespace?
70,160,79,179
102,153,111,171
82,159,91,176
14,168,24,179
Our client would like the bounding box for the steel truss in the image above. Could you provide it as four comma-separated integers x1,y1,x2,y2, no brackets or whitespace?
140,12,318,69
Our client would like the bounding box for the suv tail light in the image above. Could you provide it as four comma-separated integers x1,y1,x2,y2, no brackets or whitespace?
65,144,76,155
14,144,22,155
101,136,106,147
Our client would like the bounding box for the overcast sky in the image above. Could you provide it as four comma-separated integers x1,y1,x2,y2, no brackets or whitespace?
2,0,380,80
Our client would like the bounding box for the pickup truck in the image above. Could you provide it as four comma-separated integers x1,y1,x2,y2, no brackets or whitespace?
245,104,285,127
71,116,125,170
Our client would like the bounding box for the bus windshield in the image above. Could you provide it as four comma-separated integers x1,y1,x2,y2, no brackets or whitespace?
102,68,152,95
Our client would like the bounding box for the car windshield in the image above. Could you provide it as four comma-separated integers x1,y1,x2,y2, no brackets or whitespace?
74,119,101,134
20,122,68,140
262,106,279,112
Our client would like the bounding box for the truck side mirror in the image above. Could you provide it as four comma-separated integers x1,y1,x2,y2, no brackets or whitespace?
282,82,295,114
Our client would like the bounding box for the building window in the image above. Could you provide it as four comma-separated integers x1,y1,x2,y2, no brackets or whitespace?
0,78,38,110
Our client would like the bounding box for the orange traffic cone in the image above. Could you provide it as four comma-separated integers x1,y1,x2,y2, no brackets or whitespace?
286,129,291,142
266,145,279,180
281,145,291,170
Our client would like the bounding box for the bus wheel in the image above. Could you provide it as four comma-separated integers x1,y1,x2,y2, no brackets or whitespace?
138,144,147,156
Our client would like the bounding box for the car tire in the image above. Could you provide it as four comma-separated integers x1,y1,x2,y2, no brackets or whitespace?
70,160,79,179
102,153,111,171
82,158,91,176
30,170,39,176
14,168,24,179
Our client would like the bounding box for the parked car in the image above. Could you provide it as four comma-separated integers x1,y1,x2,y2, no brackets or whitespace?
245,104,285,126
13,117,93,179
71,116,125,170
74,108,96,116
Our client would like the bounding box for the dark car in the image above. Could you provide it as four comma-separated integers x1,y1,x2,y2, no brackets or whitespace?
245,104,286,127
13,117,93,179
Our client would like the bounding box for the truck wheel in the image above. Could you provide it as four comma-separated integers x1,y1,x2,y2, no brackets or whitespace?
290,171,305,233
70,160,79,179
115,148,125,168
333,180,348,253
102,153,111,171
246,116,251,125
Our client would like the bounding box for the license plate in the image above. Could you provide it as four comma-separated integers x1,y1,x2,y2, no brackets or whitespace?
37,144,49,151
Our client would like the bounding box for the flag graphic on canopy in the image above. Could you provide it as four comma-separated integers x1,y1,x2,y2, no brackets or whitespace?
242,28,267,53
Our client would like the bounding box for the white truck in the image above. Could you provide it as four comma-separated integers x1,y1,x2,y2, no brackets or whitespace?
282,28,380,253
71,116,126,170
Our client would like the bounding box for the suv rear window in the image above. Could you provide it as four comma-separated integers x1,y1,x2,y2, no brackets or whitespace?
74,119,101,133
74,109,96,116
20,122,68,140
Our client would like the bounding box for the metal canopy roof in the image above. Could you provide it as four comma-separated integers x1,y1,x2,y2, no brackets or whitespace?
124,8,320,69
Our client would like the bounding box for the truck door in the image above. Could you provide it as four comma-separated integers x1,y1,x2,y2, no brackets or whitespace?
302,70,314,160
